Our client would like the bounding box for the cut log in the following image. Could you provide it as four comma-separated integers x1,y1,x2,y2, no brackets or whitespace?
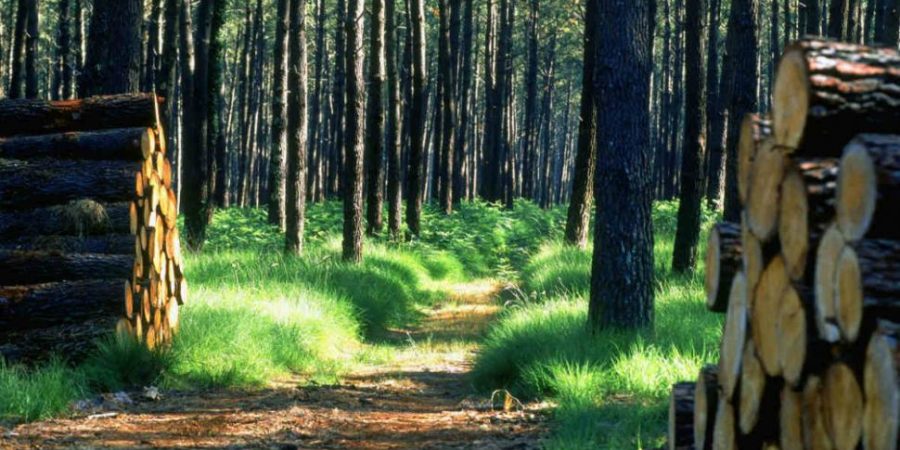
835,239,900,342
0,127,150,160
0,201,131,239
773,39,900,156
743,217,765,295
0,159,138,209
694,365,719,450
0,317,117,364
705,222,742,312
720,272,749,400
739,114,773,205
712,398,737,450
778,159,839,281
780,386,804,450
836,134,900,241
802,376,837,450
814,224,845,343
863,321,899,450
778,285,831,387
0,234,133,254
0,94,161,137
738,340,767,434
752,256,790,376
823,363,864,450
746,139,787,241
0,251,132,285
0,279,125,331
669,382,696,450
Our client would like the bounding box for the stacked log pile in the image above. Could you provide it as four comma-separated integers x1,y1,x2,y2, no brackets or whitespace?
0,94,186,363
669,39,899,450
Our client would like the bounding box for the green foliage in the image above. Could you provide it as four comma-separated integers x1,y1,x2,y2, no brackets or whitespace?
0,359,83,423
79,333,171,392
471,201,722,449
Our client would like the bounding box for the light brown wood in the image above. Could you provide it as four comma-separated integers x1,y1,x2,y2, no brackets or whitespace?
738,340,766,433
720,272,748,400
712,399,736,450
752,256,789,376
778,285,812,386
780,386,804,450
863,321,899,450
835,239,900,342
802,376,836,450
824,363,864,450
746,139,787,241
739,114,773,205
836,134,900,241
814,224,845,343
778,159,839,281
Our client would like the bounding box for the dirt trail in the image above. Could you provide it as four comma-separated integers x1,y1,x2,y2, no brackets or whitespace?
1,281,546,450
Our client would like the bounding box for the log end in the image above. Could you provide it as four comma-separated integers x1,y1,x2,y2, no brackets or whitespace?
779,165,810,281
835,246,863,343
752,256,789,377
814,225,845,343
863,324,899,450
739,340,766,434
836,141,877,242
747,140,786,241
824,363,864,450
720,272,748,400
773,47,810,150
778,286,808,386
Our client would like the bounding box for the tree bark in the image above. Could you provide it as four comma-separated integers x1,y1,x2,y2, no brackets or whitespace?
588,0,655,330
406,0,427,236
0,94,160,137
386,0,402,237
342,0,365,262
0,251,132,285
0,235,133,255
54,0,71,100
705,0,726,210
0,127,148,160
79,0,142,96
8,0,26,99
23,0,37,99
285,0,308,255
0,279,124,331
672,0,708,272
268,0,290,229
365,0,386,233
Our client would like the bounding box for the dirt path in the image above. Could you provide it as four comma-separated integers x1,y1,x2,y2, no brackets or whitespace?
2,281,547,449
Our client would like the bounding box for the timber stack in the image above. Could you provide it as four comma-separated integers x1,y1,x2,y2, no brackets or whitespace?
0,94,186,363
669,39,899,450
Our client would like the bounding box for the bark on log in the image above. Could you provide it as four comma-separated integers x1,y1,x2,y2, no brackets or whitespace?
773,39,900,156
0,94,161,137
694,365,719,450
0,234,134,254
836,134,900,241
720,271,749,400
0,127,150,160
0,201,131,239
0,251,132,285
0,159,138,209
0,279,124,331
863,321,899,450
746,139,787,241
705,221,742,312
814,224,846,343
835,239,900,342
669,382,696,450
823,362,864,450
779,159,839,281
738,114,773,205
752,256,790,376
0,317,117,364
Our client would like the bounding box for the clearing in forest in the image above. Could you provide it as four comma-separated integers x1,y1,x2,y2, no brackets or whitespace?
1,281,546,450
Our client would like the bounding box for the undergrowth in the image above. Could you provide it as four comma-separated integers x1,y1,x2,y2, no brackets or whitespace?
472,200,721,449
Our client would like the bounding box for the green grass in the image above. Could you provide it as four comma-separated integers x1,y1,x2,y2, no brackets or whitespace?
471,201,722,449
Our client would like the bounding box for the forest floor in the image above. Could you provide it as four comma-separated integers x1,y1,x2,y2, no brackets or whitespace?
1,280,548,450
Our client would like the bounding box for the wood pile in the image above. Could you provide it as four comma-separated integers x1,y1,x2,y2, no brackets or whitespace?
0,94,186,363
670,39,900,450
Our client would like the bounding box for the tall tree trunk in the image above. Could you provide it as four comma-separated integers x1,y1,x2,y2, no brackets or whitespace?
208,0,226,210
438,0,456,214
386,0,402,237
309,0,327,203
886,0,900,45
79,0,142,96
589,0,655,330
807,0,822,35
365,0,386,233
8,0,26,99
73,0,83,86
705,0,726,209
673,0,709,272
285,0,308,255
406,0,427,236
144,0,162,91
330,0,348,198
522,0,539,200
564,0,597,249
23,0,36,99
342,0,365,262
268,0,289,229
454,0,474,204
53,0,71,100
722,0,760,222
829,0,849,39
